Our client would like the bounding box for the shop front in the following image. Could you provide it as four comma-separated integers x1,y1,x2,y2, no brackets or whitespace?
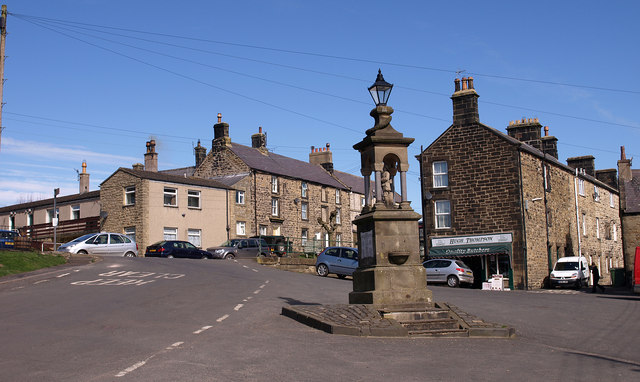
428,233,513,289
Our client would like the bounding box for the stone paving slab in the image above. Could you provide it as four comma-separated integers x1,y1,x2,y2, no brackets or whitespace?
282,302,515,338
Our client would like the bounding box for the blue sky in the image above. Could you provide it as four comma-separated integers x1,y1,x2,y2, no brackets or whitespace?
0,0,638,209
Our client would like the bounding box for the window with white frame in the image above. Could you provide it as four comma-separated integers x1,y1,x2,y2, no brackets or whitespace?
301,229,308,247
273,226,281,236
578,178,585,196
582,213,587,236
335,189,341,204
235,190,245,205
301,182,308,198
610,193,615,208
46,208,59,224
271,198,279,216
594,186,600,202
71,205,80,220
259,225,267,236
164,187,177,206
336,233,342,246
596,217,600,239
236,221,246,236
434,200,451,229
27,212,33,226
361,196,365,207
271,176,279,193
188,229,202,247
335,208,341,224
124,226,136,243
613,223,617,241
163,227,178,240
543,165,551,191
432,161,449,188
9,216,15,230
188,190,201,208
301,202,308,220
124,186,136,205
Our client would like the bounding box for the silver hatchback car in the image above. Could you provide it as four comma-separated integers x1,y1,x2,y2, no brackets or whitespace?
422,259,474,287
57,232,138,257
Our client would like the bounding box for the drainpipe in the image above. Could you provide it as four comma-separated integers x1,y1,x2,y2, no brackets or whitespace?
574,168,583,282
225,189,230,240
517,147,529,289
542,154,551,274
253,171,258,235
418,146,428,260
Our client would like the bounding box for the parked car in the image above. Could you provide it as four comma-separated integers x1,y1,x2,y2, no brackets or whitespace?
145,240,212,259
251,235,291,256
206,238,270,259
422,259,474,287
57,232,138,257
0,229,19,249
549,256,589,289
315,247,359,278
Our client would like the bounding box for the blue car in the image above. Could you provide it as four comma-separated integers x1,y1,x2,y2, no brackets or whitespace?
0,230,19,249
315,247,359,278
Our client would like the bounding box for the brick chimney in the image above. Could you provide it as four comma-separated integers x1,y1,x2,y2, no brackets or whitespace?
194,139,206,167
595,169,618,189
506,118,543,151
540,125,558,159
144,140,158,172
567,155,595,177
79,160,90,194
251,126,267,150
213,113,231,147
132,163,144,171
451,77,479,126
618,146,632,181
309,143,333,173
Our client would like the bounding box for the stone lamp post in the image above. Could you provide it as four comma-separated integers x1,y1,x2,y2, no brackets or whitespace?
349,70,432,308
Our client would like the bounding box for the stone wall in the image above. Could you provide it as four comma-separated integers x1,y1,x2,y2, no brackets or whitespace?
100,171,148,249
622,214,640,282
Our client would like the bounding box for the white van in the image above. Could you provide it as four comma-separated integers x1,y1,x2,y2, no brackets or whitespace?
550,256,589,289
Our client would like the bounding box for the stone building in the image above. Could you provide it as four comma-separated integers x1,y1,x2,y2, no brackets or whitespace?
418,77,623,290
0,161,100,245
618,146,640,283
191,114,366,252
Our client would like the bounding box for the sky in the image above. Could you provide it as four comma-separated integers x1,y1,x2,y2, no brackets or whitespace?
0,0,638,210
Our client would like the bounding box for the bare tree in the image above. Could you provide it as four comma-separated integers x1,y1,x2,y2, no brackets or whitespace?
318,209,338,246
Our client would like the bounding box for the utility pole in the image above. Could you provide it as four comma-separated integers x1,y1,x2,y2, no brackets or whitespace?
0,5,6,152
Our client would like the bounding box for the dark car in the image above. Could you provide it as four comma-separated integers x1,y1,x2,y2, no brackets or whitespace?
206,238,270,259
145,240,212,259
315,247,359,278
251,235,291,256
0,230,18,249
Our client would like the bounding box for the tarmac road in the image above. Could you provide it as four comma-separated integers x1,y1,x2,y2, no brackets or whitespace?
0,257,638,381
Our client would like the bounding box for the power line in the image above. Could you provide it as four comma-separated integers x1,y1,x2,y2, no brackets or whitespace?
11,12,640,96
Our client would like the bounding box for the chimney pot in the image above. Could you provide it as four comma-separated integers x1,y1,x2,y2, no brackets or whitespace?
468,76,474,89
621,145,626,160
217,113,222,123
311,145,315,153
454,78,461,92
544,126,549,136
461,77,468,90
259,126,262,134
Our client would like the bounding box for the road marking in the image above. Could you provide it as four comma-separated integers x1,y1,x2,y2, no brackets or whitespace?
193,326,213,334
57,273,71,278
265,280,269,284
247,296,253,300
216,314,229,322
10,286,24,290
116,360,148,377
166,342,183,350
253,289,261,294
252,269,258,272
243,265,249,269
259,284,266,289
34,280,49,284
234,304,243,311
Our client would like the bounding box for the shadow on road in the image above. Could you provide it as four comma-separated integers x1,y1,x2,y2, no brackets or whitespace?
279,297,322,306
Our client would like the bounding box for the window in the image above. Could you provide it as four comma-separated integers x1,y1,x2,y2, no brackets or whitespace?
236,221,246,236
578,179,585,196
543,165,551,191
110,234,124,244
163,227,178,241
335,208,341,224
610,193,615,208
361,196,365,207
596,218,600,239
124,226,136,243
125,186,136,205
301,202,308,220
271,198,279,216
71,205,80,220
336,233,342,246
582,213,587,236
434,200,451,229
9,216,15,230
613,223,617,241
321,206,328,222
432,161,449,188
321,187,327,202
301,229,308,247
27,212,33,226
188,229,202,247
271,176,279,193
188,190,201,208
335,189,341,204
273,226,281,236
46,208,59,224
164,187,177,207
301,182,308,198
593,186,600,202
235,190,245,205
259,225,267,236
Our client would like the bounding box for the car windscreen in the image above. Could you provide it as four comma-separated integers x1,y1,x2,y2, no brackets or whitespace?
71,233,96,243
555,262,579,271
219,240,239,247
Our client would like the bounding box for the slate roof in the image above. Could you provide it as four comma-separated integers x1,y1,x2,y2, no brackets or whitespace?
0,190,100,213
160,166,196,177
101,168,233,190
623,169,640,213
208,173,251,187
228,143,350,190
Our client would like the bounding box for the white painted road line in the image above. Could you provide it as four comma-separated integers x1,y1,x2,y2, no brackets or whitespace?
193,326,213,334
246,296,253,300
216,314,229,322
34,280,49,284
252,269,258,272
234,304,243,311
253,289,261,294
116,360,148,378
265,280,269,284
243,265,249,269
166,342,184,350
259,284,266,289
57,273,71,278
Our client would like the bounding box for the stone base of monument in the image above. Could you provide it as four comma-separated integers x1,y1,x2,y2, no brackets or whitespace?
282,302,515,338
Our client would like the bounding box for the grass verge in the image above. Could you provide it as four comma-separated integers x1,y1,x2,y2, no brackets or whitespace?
0,250,67,277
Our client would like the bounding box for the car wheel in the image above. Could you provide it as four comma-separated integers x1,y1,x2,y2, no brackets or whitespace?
201,254,209,259
447,275,460,288
167,255,174,259
337,274,347,279
225,253,235,260
77,250,88,255
316,264,329,277
124,252,135,257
